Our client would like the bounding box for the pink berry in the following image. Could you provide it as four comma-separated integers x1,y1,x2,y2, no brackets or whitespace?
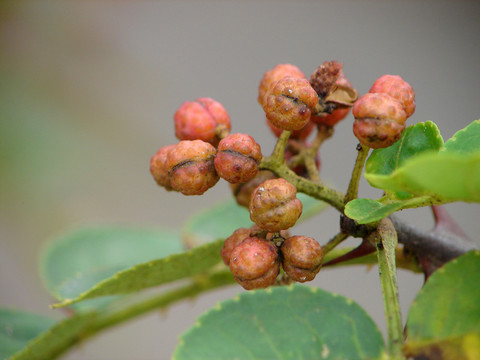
258,64,306,106
266,116,315,140
352,93,407,149
249,178,303,232
263,77,319,131
281,235,323,282
150,144,177,190
165,140,219,195
229,237,280,290
214,133,262,184
369,75,415,118
174,97,231,145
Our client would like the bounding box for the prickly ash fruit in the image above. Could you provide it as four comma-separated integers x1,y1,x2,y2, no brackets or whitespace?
249,178,303,232
150,144,177,190
165,140,219,195
266,116,315,141
221,227,252,266
258,64,306,106
309,60,343,98
230,170,277,208
229,237,280,290
214,133,262,184
174,97,231,145
263,77,319,131
281,235,323,282
310,72,353,127
369,75,415,118
352,93,407,149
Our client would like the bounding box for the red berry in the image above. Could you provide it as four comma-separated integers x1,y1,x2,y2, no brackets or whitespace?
258,64,306,106
369,75,415,118
150,144,177,190
165,140,219,195
229,237,280,290
352,93,407,149
281,235,323,282
174,97,231,145
263,77,319,131
249,178,303,232
214,133,262,184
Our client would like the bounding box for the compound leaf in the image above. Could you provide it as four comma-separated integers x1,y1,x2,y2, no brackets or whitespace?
174,285,385,360
405,250,480,359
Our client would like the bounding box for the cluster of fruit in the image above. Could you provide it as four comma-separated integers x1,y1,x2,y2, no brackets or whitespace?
150,61,415,290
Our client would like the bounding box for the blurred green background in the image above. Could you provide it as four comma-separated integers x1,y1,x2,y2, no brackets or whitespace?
1,1,479,359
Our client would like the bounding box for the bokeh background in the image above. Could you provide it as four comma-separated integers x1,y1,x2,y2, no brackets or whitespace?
1,1,479,359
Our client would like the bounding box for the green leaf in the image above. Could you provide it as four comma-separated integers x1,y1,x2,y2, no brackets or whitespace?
443,119,480,154
174,285,385,360
405,250,480,359
0,309,55,360
7,313,95,360
41,226,184,310
366,152,480,202
366,121,444,177
182,194,328,246
344,198,403,224
53,239,224,308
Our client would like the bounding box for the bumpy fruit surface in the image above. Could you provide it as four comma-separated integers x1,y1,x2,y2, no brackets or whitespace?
174,97,231,145
310,72,352,127
263,77,319,131
229,237,280,290
230,170,277,208
165,140,219,195
221,227,252,266
281,235,323,282
150,144,176,190
214,133,262,184
249,178,303,232
352,93,407,149
258,64,306,106
369,75,415,118
266,116,314,140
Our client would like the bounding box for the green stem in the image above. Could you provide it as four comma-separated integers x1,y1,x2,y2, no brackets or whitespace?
322,232,349,255
368,218,405,360
260,157,345,212
345,143,370,204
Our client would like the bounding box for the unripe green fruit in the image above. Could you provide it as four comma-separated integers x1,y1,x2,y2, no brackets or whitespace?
174,97,231,146
369,74,415,118
263,77,319,131
150,144,177,190
229,237,280,290
352,93,407,149
214,133,262,184
249,178,303,232
258,64,306,106
165,140,219,195
281,235,323,282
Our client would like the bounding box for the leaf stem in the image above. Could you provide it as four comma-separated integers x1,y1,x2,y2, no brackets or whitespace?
367,218,405,360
